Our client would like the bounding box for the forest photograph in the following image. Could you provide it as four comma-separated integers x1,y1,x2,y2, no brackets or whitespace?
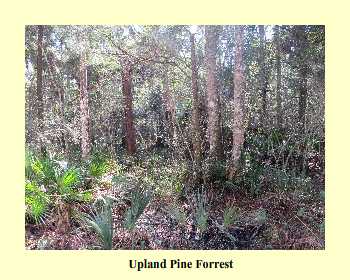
24,25,325,250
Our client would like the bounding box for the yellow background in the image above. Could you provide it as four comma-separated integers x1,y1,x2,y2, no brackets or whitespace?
0,0,348,278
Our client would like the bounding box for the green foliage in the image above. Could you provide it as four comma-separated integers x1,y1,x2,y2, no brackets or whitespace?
112,174,129,185
245,130,269,158
194,188,209,233
89,153,109,178
269,129,285,146
25,148,34,179
123,189,152,230
223,206,240,228
80,197,114,249
25,151,92,227
264,166,289,190
244,161,264,196
291,172,312,192
57,168,81,193
205,160,227,183
140,157,186,197
25,181,50,224
264,166,312,192
31,156,58,185
165,203,187,226
24,25,325,250
77,190,93,203
49,166,87,203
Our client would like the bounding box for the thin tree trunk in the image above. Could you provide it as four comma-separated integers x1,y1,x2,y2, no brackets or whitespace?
258,25,268,126
205,25,222,161
36,25,46,156
79,49,90,160
228,26,245,179
121,57,136,155
275,25,282,130
190,33,203,174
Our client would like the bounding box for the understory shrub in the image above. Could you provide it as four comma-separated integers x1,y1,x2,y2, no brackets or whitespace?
123,188,152,230
264,166,312,192
30,155,58,186
25,181,50,224
243,160,265,196
80,197,114,249
25,152,92,227
223,206,240,228
194,188,210,233
89,152,110,178
204,160,227,184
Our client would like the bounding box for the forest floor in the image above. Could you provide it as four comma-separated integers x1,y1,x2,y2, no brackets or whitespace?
25,150,325,250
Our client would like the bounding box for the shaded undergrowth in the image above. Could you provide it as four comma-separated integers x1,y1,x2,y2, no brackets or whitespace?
25,144,324,250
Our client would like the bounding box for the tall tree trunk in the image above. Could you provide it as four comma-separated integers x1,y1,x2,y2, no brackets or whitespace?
275,25,282,130
36,25,46,156
205,25,222,161
228,26,245,179
258,25,268,126
121,57,136,155
79,49,90,160
190,33,203,174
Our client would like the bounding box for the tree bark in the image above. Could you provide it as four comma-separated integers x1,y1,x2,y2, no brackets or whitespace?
275,25,282,130
190,33,203,173
228,26,245,179
79,49,90,160
205,25,222,161
121,57,137,155
36,25,46,156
